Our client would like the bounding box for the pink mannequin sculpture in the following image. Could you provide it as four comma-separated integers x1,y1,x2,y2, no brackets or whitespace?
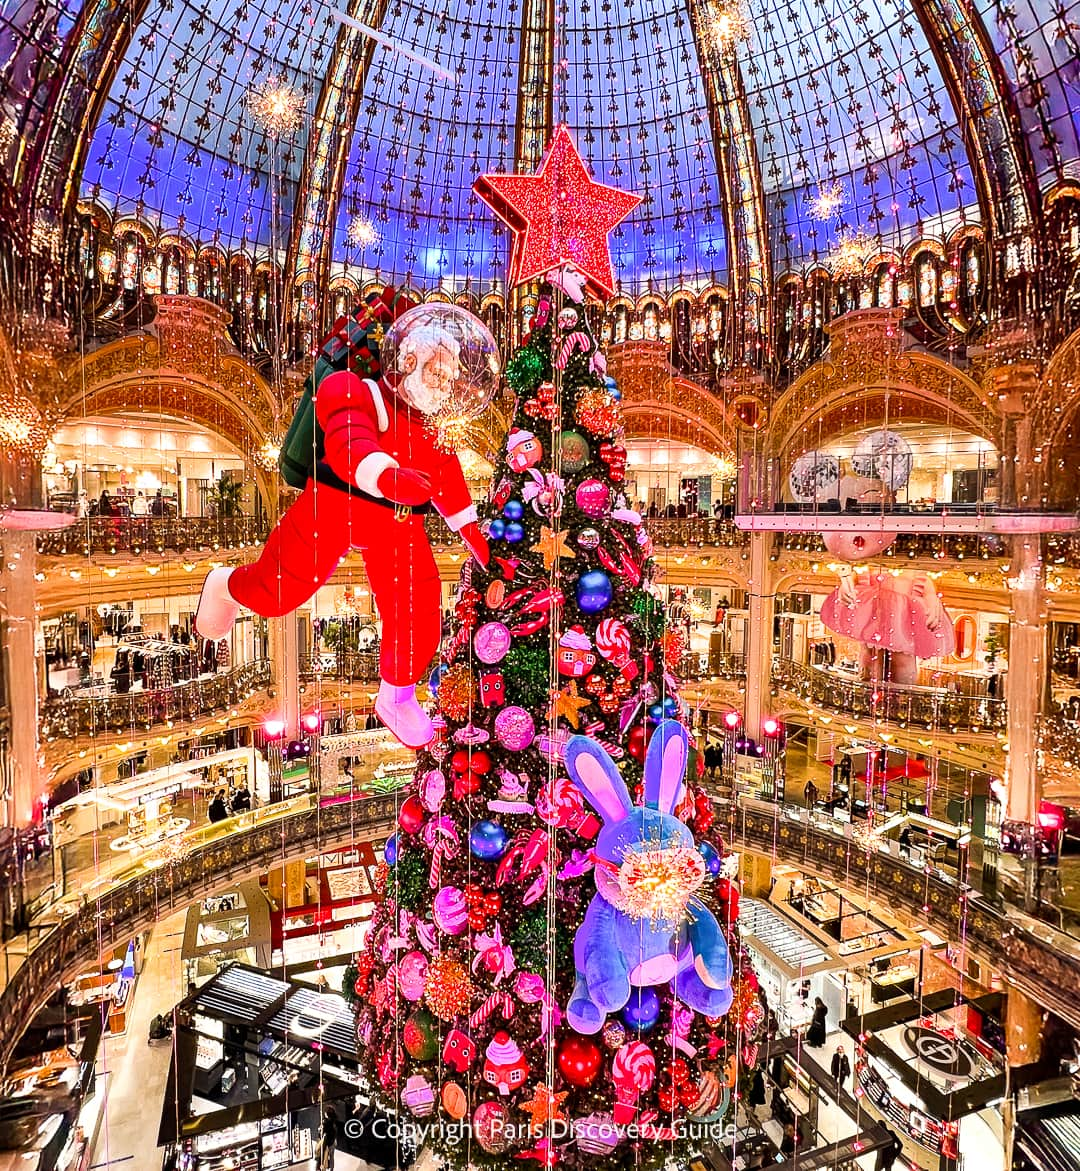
818,477,955,685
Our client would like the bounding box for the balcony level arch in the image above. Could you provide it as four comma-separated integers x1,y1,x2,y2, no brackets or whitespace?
768,310,1000,469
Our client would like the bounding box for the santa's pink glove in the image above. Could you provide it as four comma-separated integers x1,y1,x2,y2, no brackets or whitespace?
459,521,490,567
377,467,432,506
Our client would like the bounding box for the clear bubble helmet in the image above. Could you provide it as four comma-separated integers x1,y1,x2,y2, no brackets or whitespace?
380,304,502,448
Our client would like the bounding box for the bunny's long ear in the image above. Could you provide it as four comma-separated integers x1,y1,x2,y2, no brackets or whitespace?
643,719,688,814
565,735,632,825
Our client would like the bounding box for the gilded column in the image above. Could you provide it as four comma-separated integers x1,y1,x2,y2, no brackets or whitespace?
742,530,775,741
1003,536,1046,906
0,531,42,826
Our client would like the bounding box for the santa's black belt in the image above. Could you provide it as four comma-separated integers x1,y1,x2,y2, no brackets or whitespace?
308,462,432,514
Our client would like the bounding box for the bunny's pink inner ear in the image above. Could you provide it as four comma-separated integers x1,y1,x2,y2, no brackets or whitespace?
572,754,632,824
644,721,687,813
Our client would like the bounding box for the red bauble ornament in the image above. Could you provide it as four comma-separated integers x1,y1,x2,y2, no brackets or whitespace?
627,724,652,762
473,126,642,297
399,794,425,834
557,1035,602,1087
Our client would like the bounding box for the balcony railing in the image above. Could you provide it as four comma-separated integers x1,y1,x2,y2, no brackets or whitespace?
299,651,380,682
40,660,272,738
1039,712,1080,766
36,515,268,557
773,657,1007,731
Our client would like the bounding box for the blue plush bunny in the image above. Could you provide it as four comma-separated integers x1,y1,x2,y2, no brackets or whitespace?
563,719,734,1034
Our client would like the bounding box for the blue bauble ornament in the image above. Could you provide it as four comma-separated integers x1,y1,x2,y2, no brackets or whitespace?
576,570,613,613
647,702,665,723
623,987,661,1031
504,521,525,543
469,820,509,860
384,834,399,866
488,518,507,540
429,664,447,696
503,499,524,521
662,696,678,717
699,840,722,875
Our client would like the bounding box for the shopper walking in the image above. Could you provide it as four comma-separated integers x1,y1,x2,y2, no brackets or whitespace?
803,778,819,808
875,1127,903,1170
831,1044,851,1096
319,1106,338,1170
806,997,827,1048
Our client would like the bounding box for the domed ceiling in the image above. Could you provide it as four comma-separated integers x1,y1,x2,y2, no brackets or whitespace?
4,0,1079,294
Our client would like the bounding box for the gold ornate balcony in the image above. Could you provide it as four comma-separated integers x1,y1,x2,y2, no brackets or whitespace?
36,515,268,557
40,660,272,739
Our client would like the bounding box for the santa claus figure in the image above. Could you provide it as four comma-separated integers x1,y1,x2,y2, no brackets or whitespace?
195,296,490,749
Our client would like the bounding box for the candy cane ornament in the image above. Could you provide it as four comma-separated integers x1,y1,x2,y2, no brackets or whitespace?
468,990,516,1031
555,330,590,370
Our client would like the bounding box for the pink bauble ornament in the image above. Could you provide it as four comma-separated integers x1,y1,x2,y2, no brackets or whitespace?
474,621,512,664
575,478,611,518
433,886,469,935
419,768,445,812
494,706,536,751
397,951,429,1001
472,1100,511,1154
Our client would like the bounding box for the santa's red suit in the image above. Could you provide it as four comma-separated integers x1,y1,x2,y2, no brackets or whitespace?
196,367,485,746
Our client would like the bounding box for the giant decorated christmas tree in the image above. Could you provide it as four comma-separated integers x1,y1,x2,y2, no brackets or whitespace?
349,128,767,1168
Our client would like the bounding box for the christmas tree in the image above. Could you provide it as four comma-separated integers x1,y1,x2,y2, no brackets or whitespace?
350,131,768,1169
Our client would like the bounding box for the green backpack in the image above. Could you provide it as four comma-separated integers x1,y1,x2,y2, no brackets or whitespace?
278,289,412,489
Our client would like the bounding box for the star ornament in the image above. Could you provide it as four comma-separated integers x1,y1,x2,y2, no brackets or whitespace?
520,1083,569,1130
531,525,574,571
549,680,591,728
473,125,641,297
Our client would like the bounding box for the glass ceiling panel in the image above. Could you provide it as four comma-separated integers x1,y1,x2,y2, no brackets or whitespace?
744,0,977,270
973,0,1080,182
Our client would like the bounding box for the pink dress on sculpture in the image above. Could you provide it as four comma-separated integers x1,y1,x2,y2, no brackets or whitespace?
820,571,956,660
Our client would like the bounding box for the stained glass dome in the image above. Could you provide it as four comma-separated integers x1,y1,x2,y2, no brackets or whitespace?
2,0,1078,294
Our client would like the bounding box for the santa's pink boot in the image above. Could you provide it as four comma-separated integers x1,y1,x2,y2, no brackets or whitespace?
195,567,239,639
375,680,435,749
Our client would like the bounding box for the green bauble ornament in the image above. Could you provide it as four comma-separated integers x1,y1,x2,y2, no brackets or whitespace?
629,592,666,639
403,1008,440,1060
560,429,591,472
506,348,546,394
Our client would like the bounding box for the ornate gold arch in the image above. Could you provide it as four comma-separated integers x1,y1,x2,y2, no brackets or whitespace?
768,309,999,461
55,297,281,455
1036,322,1080,451
605,341,732,456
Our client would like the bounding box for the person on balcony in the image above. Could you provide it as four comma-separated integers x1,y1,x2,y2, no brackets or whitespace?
207,790,229,823
131,491,148,516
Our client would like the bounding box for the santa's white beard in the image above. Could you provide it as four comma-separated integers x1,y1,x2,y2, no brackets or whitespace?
400,370,446,416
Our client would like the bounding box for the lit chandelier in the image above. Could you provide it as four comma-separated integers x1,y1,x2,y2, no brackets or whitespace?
253,436,283,472
706,0,750,54
247,75,305,137
829,228,875,280
0,388,48,458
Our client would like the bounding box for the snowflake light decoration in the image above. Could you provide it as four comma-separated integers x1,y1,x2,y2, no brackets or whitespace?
830,228,875,279
809,180,845,222
346,215,379,248
706,0,750,54
247,76,304,137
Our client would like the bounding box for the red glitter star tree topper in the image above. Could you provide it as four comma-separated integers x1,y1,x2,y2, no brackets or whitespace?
473,125,641,297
